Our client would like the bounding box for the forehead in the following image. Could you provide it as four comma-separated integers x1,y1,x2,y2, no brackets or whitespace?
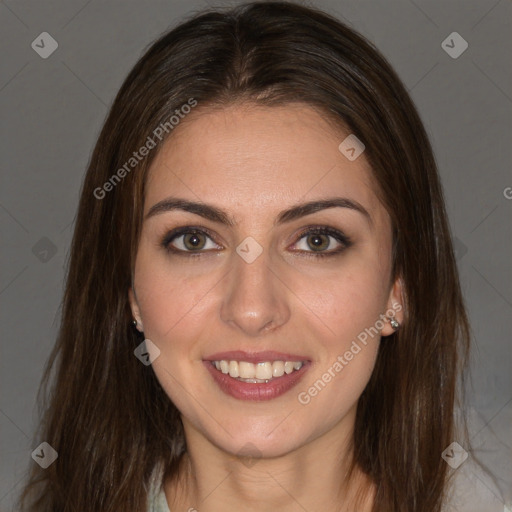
145,103,386,226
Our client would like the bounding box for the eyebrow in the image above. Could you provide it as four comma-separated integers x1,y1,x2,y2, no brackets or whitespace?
145,196,372,227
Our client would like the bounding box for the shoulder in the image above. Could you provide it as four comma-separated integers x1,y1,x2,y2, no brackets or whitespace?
146,462,171,512
442,455,505,512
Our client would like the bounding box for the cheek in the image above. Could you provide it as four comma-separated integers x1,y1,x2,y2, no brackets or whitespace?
292,253,389,344
133,254,219,414
133,250,221,347
292,256,387,405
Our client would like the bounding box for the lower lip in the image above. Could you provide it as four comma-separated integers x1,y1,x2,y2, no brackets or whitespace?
203,361,310,401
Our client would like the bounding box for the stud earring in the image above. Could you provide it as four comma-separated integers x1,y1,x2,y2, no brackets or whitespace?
389,317,400,330
131,319,144,332
131,319,144,339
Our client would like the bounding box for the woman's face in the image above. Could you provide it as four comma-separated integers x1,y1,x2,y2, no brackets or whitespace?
130,103,403,458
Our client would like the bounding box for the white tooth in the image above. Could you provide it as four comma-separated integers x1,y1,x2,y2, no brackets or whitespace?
284,361,294,374
272,361,285,377
255,362,273,380
228,360,239,378
220,360,229,374
215,360,303,379
239,361,256,379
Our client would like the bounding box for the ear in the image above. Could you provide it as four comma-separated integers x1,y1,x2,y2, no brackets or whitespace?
128,287,144,333
380,276,405,337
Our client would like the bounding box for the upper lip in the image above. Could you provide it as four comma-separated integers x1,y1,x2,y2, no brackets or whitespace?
204,350,310,364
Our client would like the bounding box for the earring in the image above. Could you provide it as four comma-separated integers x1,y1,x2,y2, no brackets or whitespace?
389,317,400,330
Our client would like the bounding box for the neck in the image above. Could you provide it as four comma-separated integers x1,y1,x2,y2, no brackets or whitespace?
164,410,375,512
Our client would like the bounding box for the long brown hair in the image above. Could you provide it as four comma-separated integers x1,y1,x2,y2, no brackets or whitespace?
19,2,470,511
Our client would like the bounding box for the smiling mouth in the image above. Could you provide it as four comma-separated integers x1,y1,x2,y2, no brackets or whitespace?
210,359,306,383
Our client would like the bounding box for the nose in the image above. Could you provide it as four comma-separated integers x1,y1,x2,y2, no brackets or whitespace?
219,247,291,337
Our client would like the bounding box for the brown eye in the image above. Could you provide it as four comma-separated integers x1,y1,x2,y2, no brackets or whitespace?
162,227,221,255
306,233,330,252
292,226,353,258
182,232,206,250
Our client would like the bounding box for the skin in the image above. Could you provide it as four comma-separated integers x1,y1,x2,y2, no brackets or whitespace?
129,103,403,512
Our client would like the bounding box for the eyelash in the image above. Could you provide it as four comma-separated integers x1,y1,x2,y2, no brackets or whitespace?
161,225,352,259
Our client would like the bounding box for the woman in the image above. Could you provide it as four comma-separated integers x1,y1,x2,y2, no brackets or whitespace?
20,2,477,511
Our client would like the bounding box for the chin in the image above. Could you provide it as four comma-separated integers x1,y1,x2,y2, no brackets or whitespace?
205,418,310,459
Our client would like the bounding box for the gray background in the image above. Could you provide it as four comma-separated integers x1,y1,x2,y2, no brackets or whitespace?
1,0,511,510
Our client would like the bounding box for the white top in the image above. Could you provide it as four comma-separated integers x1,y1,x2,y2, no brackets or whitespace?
146,463,170,512
146,458,507,512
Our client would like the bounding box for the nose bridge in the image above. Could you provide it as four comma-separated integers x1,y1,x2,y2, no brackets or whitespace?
220,244,290,336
